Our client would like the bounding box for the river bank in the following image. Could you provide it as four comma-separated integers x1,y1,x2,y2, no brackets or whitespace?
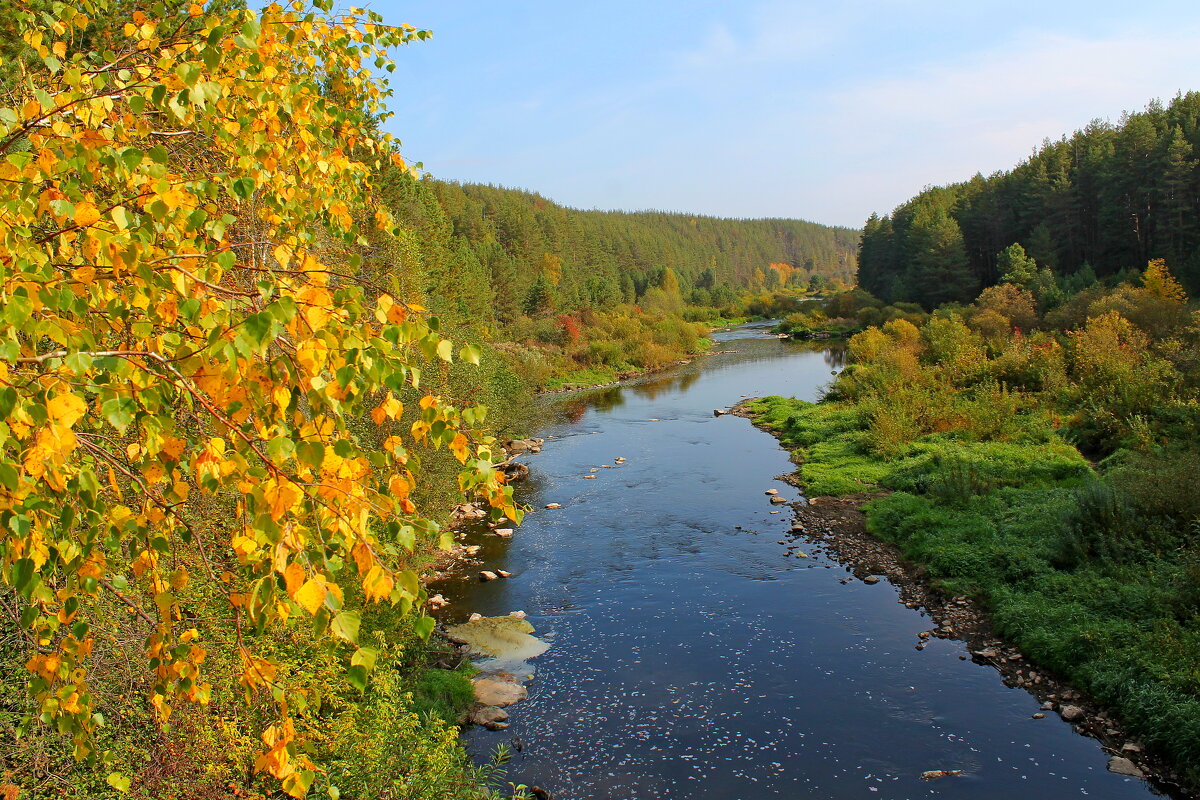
740,393,1198,798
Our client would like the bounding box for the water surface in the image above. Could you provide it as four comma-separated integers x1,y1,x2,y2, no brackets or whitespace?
434,322,1162,800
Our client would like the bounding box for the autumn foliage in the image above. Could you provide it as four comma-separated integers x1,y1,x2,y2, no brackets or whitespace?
0,1,518,795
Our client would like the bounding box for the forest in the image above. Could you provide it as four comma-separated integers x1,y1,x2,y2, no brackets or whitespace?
388,178,858,389
858,92,1200,308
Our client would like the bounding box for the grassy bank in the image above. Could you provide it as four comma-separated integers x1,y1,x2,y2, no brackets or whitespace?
746,270,1200,789
496,305,713,392
751,394,1200,788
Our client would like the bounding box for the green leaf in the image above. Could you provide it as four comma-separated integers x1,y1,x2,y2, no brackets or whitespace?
331,611,360,644
413,615,435,640
120,148,143,170
397,525,414,552
101,397,137,431
12,558,36,595
106,772,131,793
350,646,377,671
296,441,324,469
439,338,458,362
231,177,255,198
0,387,17,417
459,344,481,365
346,664,369,691
0,462,18,491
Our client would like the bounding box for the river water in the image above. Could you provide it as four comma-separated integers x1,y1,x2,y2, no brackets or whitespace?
433,322,1164,800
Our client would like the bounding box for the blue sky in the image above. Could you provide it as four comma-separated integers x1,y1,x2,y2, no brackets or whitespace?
372,1,1200,228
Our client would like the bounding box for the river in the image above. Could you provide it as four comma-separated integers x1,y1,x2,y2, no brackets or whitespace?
432,322,1165,800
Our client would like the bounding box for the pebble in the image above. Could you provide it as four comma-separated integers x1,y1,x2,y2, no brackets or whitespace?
545,503,561,509
1032,712,1045,719
863,575,880,585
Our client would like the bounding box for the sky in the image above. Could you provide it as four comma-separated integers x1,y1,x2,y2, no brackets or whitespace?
372,1,1200,229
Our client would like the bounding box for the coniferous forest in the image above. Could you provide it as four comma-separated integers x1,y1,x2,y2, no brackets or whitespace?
858,92,1200,307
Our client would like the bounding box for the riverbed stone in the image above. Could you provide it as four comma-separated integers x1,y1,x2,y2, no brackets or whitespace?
863,575,880,584
765,489,779,496
473,679,527,707
1107,757,1144,777
769,496,788,505
920,769,962,781
479,571,499,582
469,706,510,728
1060,705,1085,722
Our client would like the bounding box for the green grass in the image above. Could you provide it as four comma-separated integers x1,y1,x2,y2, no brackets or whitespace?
542,366,621,391
747,394,1200,788
413,663,480,725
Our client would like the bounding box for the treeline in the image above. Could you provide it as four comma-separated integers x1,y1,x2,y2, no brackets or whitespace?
428,182,859,323
859,92,1200,307
384,178,859,389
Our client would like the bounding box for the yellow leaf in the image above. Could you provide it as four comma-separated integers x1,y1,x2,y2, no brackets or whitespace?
264,478,303,521
231,535,259,560
169,567,189,590
240,649,277,690
73,201,101,227
362,564,393,602
293,577,326,615
450,432,469,464
351,540,374,574
282,561,305,596
47,392,87,427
